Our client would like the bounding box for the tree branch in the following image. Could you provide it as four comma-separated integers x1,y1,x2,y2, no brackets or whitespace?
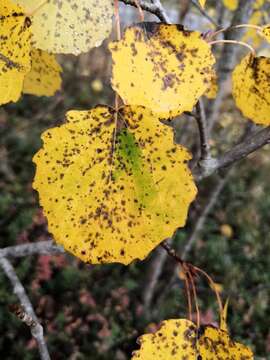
190,0,219,27
0,257,51,360
0,240,64,259
194,126,270,181
120,0,171,23
195,99,211,162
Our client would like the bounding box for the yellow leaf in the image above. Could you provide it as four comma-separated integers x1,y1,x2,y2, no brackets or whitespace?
262,25,270,43
109,23,215,119
0,0,32,105
220,224,233,238
23,49,62,96
232,54,270,125
197,326,253,359
15,0,114,54
33,106,197,265
223,0,238,10
132,319,254,360
199,0,206,7
132,319,197,359
204,70,218,99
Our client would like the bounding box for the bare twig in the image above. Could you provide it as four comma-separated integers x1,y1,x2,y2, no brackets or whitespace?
0,257,51,360
120,0,171,23
195,99,211,162
0,240,64,259
190,0,219,28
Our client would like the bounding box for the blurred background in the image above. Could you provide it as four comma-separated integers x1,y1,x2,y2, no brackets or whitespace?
0,0,270,359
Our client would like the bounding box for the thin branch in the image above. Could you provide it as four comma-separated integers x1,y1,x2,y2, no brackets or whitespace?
195,99,211,161
0,241,64,259
194,125,270,181
190,0,219,28
119,0,171,23
0,257,51,360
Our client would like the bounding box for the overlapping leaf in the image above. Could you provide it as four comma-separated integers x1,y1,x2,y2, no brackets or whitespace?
109,23,215,119
232,54,270,125
33,106,197,265
0,0,32,105
15,0,114,54
197,326,253,359
132,319,253,360
23,49,62,96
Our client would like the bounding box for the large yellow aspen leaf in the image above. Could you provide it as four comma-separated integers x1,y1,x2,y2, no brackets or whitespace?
15,0,114,55
132,319,197,359
109,23,215,119
132,319,253,360
223,0,238,11
23,49,62,96
0,0,32,105
232,54,270,125
33,106,197,265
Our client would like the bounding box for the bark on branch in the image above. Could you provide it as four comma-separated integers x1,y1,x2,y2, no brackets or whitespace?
120,0,171,23
194,126,270,181
0,257,51,360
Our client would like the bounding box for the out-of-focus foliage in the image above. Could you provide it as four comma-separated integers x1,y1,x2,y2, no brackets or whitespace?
223,0,238,11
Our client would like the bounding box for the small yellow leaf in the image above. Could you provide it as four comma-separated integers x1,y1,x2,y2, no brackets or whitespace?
33,106,197,265
132,319,197,359
223,0,238,10
197,326,253,359
232,54,270,125
262,25,270,43
23,49,62,96
199,0,206,7
0,0,32,105
15,0,114,54
220,224,233,238
109,23,215,119
132,319,254,360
